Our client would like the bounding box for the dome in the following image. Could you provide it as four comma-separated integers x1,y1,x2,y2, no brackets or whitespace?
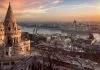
0,22,4,28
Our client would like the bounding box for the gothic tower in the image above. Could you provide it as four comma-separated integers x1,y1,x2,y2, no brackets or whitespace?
4,2,21,47
0,22,4,45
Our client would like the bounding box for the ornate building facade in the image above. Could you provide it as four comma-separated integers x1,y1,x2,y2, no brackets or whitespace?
0,2,30,56
0,2,31,70
0,1,30,58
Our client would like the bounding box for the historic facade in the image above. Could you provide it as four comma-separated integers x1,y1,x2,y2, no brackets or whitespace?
0,2,30,57
0,2,31,70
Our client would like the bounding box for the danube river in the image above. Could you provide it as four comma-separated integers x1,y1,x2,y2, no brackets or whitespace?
21,27,62,34
21,27,90,39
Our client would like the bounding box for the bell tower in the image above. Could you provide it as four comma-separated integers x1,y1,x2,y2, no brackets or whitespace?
4,2,21,47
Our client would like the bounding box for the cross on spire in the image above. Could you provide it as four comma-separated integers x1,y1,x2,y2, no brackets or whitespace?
8,0,11,8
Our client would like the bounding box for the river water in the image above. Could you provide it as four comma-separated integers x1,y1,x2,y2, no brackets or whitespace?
21,27,90,39
21,27,62,34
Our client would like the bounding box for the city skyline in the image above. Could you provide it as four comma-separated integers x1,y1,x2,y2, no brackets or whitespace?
0,0,100,22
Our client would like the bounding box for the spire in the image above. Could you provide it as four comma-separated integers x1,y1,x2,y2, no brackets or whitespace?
4,1,16,25
73,19,76,24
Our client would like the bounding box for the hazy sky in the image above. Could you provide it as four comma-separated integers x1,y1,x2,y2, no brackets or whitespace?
0,0,100,22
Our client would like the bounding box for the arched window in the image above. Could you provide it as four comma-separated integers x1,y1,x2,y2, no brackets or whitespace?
8,27,11,31
14,38,16,43
14,27,16,30
28,65,31,69
11,61,15,65
7,37,12,46
6,51,8,55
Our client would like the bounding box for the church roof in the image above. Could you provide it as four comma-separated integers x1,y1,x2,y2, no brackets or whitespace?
4,2,16,25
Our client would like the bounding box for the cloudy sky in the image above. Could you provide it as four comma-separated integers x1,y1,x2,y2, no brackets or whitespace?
0,0,100,22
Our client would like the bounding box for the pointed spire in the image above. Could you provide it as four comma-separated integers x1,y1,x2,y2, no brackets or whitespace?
4,1,16,25
73,19,76,24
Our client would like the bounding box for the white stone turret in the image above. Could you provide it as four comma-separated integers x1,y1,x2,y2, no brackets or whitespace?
0,1,31,70
4,2,21,47
0,1,31,56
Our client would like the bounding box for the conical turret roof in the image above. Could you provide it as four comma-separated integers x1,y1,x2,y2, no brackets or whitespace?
4,2,16,25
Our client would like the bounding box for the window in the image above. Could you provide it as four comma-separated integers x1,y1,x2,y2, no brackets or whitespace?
26,47,29,51
6,51,8,55
29,65,31,69
14,27,16,30
3,62,9,65
7,37,12,46
0,63,2,66
14,38,16,43
8,27,11,31
11,61,15,65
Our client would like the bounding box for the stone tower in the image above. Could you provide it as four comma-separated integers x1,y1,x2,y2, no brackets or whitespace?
4,2,21,47
0,22,4,45
2,2,30,55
